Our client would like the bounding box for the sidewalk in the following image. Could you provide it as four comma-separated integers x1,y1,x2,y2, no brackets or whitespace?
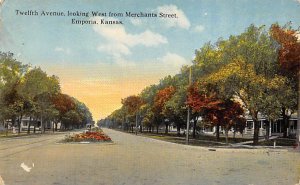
233,136,279,145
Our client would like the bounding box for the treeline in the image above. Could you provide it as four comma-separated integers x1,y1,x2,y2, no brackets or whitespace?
102,23,299,145
0,52,93,134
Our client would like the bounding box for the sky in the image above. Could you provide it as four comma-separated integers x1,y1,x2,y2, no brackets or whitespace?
0,0,300,120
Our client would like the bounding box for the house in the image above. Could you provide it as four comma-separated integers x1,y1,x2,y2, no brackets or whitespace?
200,112,298,138
245,113,298,137
3,117,62,132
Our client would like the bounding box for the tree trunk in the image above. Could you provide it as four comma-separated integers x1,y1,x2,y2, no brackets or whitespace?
176,124,180,136
282,107,289,138
253,119,260,145
165,123,169,134
156,125,159,134
225,129,229,144
265,120,270,140
193,119,197,139
249,110,260,145
233,124,236,139
40,114,44,134
17,115,22,134
27,117,32,134
216,123,220,141
5,122,8,136
135,114,138,135
44,121,47,133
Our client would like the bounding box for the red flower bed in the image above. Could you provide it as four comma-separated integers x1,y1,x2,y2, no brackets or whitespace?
65,129,112,142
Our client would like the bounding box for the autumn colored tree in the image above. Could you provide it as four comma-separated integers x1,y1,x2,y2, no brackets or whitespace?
208,58,293,144
105,23,297,147
206,100,245,144
51,93,76,130
153,86,176,133
187,82,223,139
270,24,300,78
121,95,144,134
270,24,300,145
1,52,93,134
205,25,285,145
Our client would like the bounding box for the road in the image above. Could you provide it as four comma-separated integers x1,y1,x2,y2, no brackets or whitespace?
0,128,299,185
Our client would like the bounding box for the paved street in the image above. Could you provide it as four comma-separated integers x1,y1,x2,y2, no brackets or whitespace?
0,129,299,185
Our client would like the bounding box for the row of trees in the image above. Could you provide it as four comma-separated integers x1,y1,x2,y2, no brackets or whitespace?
102,23,299,145
0,52,93,134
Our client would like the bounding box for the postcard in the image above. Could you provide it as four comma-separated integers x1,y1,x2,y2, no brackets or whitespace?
0,0,299,185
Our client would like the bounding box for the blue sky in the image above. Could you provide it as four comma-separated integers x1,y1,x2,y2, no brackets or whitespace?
1,0,300,119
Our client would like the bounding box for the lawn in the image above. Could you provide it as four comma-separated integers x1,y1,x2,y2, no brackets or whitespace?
123,130,253,147
120,130,296,148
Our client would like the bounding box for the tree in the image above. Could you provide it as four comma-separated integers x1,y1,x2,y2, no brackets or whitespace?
110,108,125,129
121,95,144,135
206,100,245,144
205,25,280,145
270,23,300,146
207,57,292,144
0,52,29,134
164,86,188,136
270,24,300,78
139,84,160,133
52,93,76,130
72,99,93,129
153,86,176,134
187,82,222,139
19,68,60,133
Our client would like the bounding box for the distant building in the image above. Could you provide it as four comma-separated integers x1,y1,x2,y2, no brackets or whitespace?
201,113,298,138
3,117,62,132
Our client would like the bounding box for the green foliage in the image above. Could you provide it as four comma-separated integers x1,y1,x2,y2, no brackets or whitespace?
0,52,93,131
105,23,297,145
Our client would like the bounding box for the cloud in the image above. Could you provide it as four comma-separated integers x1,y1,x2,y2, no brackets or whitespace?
130,18,142,26
157,5,190,29
158,52,189,69
296,0,300,4
54,47,71,54
114,56,136,67
193,25,205,33
97,43,131,57
92,17,167,58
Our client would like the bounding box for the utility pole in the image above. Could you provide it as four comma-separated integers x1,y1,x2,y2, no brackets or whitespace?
297,72,300,150
186,67,192,145
135,112,138,135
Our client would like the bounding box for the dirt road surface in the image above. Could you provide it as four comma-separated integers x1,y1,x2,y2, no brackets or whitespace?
0,128,299,185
